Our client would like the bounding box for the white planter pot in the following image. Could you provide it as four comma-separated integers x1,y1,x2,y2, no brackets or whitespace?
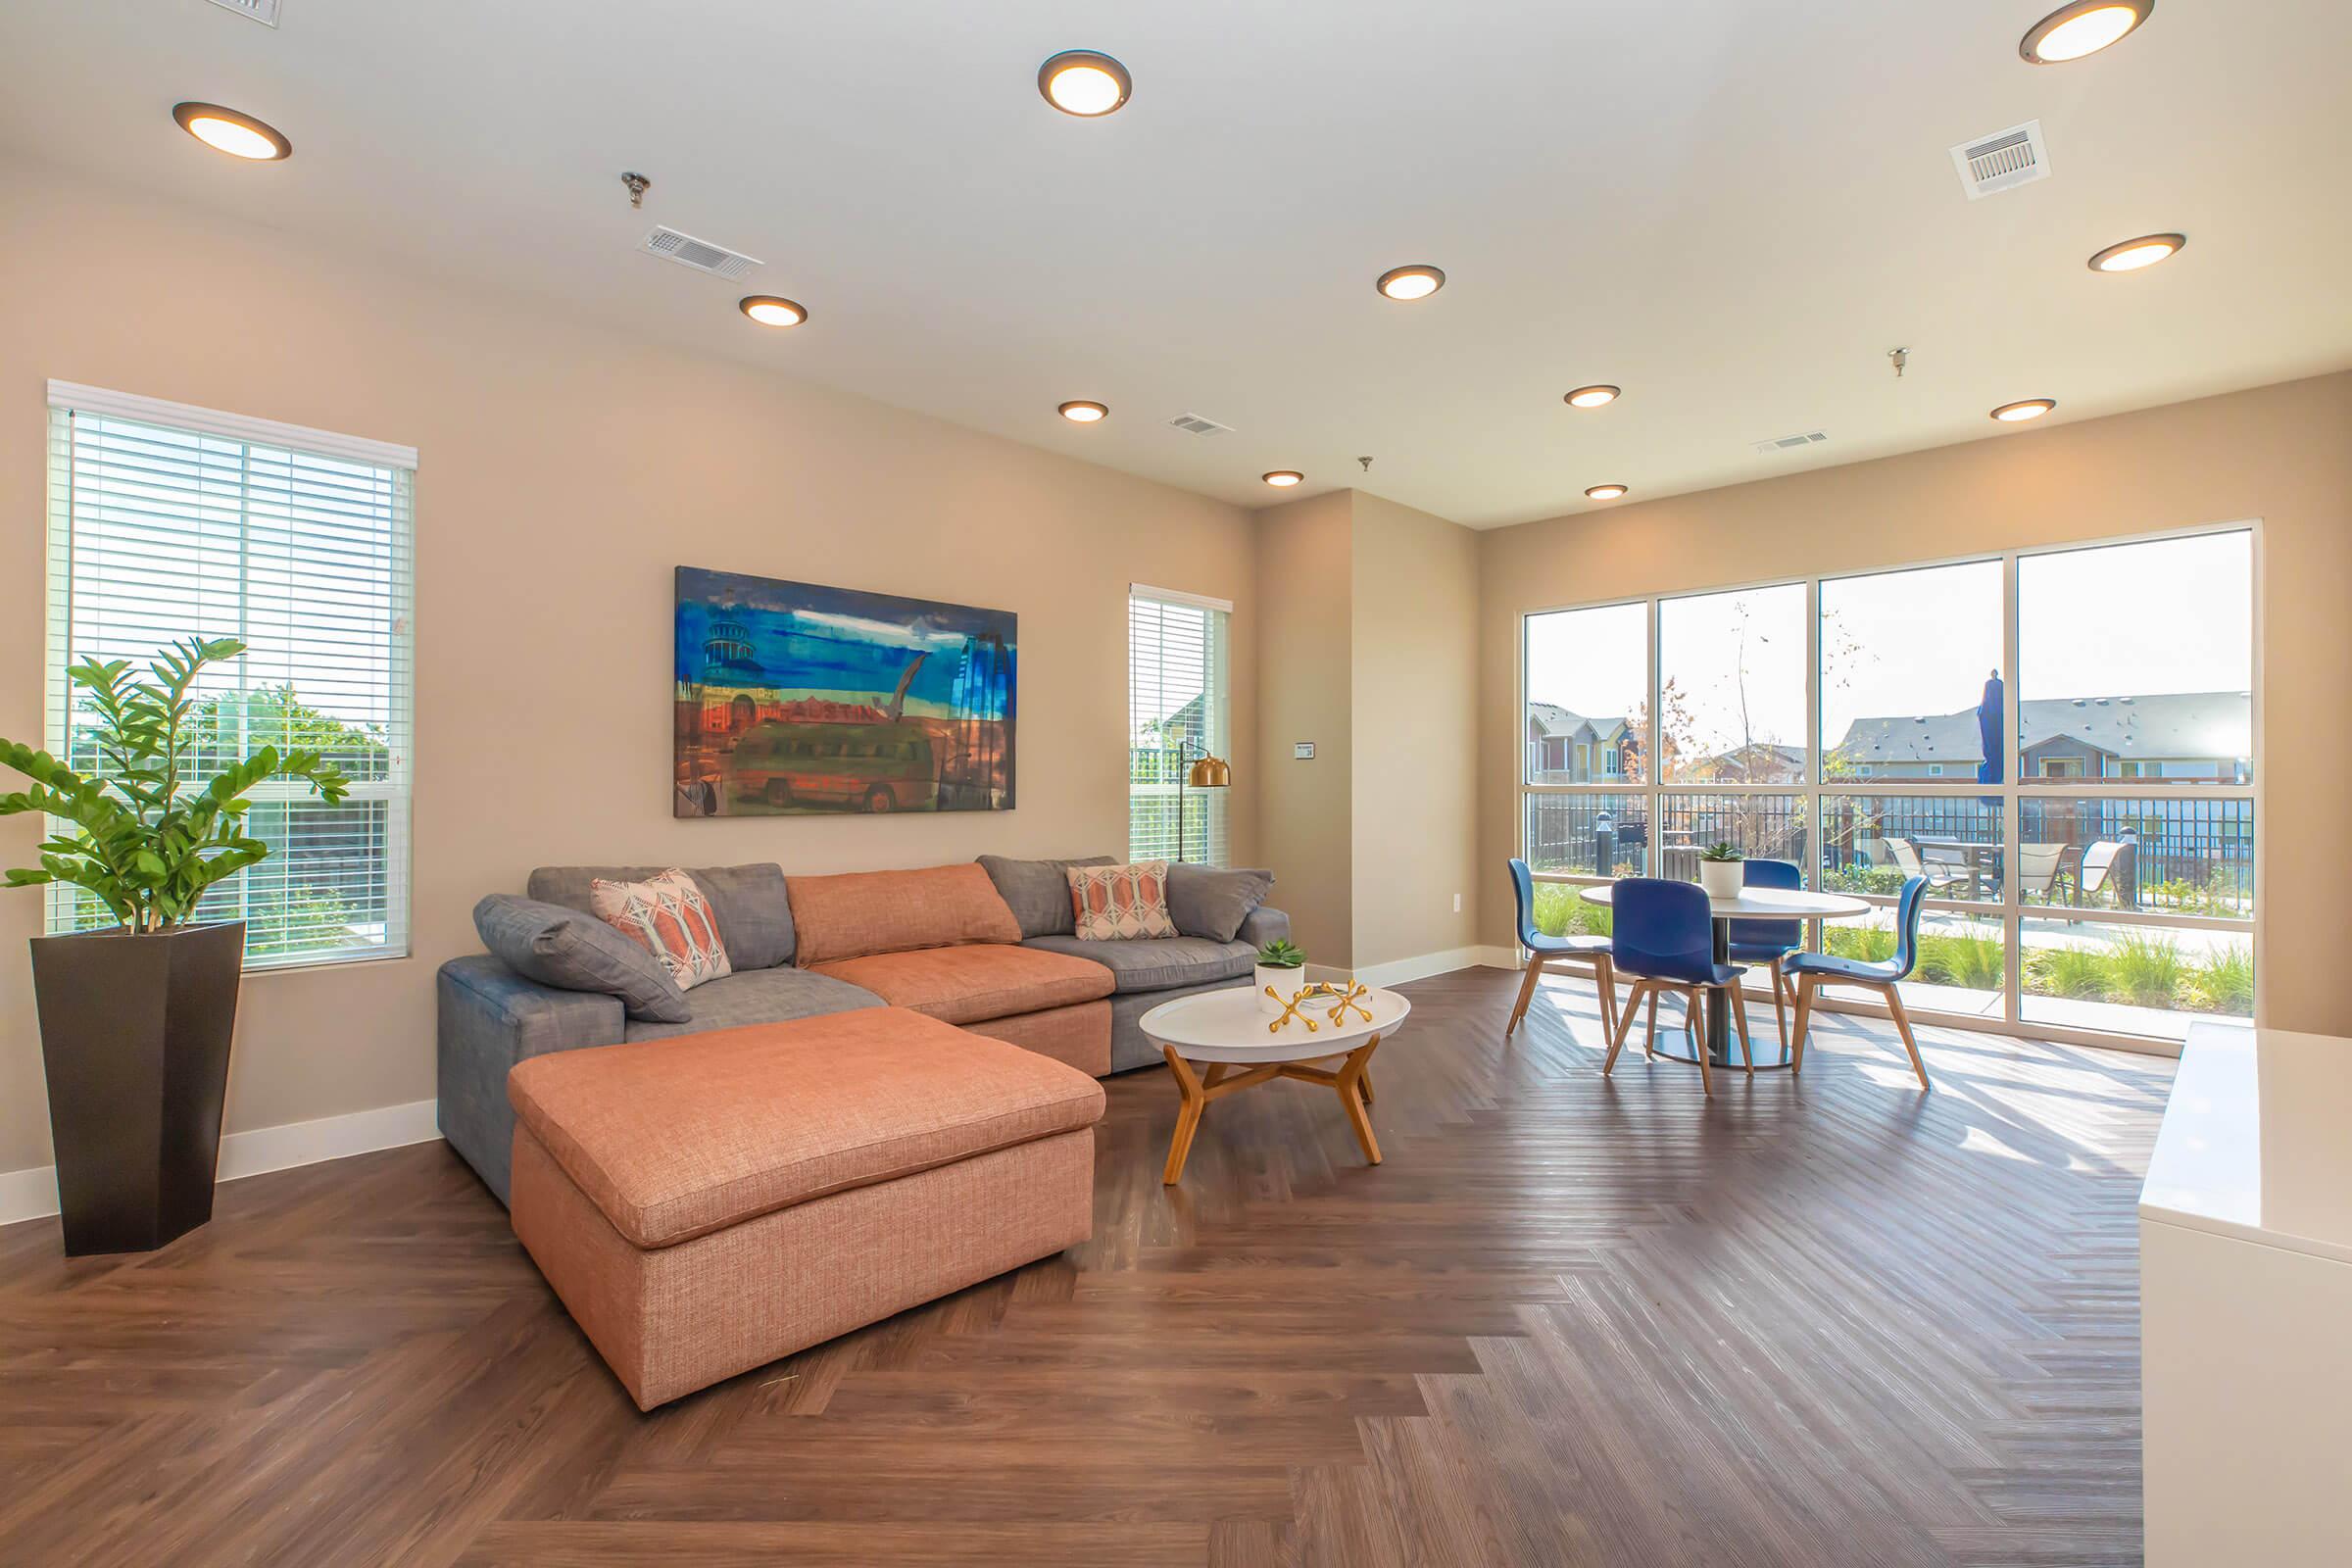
1255,964,1303,1015
1698,859,1746,901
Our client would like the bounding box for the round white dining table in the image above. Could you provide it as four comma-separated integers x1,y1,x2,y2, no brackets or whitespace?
1576,881,1873,1070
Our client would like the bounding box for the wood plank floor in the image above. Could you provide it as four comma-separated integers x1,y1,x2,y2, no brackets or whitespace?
0,967,2173,1566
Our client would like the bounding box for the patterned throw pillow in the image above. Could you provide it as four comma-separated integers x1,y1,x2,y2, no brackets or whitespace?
1067,861,1179,942
591,868,733,991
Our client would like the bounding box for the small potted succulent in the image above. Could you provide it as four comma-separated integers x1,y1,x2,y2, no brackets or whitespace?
1696,841,1746,901
1253,938,1305,1016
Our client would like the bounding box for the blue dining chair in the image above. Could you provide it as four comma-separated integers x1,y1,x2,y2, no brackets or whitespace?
1601,878,1749,1097
1784,874,1932,1089
1724,858,1804,1051
1506,858,1618,1042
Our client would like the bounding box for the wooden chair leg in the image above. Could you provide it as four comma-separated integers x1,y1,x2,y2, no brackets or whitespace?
1729,985,1754,1072
1593,955,1617,1042
1686,989,1715,1098
1602,980,1646,1075
1790,975,1817,1075
1767,958,1789,1050
1882,984,1932,1091
1642,987,1660,1059
1506,954,1545,1037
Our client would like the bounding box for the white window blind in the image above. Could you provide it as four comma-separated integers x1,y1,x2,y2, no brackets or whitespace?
1128,588,1230,865
43,384,416,969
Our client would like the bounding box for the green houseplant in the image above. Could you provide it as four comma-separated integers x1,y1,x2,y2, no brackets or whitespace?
1254,938,1305,1016
3,638,350,1254
1696,841,1746,901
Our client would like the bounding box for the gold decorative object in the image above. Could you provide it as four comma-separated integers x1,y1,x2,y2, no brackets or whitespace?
1265,979,1373,1033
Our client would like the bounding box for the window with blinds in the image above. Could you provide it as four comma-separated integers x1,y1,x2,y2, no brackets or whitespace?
1128,587,1230,865
44,383,416,969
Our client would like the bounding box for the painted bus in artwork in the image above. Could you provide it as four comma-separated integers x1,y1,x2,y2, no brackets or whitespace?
672,567,1015,817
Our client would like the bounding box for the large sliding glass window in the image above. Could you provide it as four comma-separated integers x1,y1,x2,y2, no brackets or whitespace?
1518,525,2256,1045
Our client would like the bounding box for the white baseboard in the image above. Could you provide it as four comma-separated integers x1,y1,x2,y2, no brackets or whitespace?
1352,945,1514,990
0,1098,443,1227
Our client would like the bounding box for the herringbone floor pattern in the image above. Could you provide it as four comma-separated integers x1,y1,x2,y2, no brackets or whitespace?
0,967,2172,1566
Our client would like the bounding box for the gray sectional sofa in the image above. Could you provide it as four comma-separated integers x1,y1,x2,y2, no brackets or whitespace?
437,856,1286,1203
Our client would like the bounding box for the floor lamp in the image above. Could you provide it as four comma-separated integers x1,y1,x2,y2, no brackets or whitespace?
1173,740,1231,863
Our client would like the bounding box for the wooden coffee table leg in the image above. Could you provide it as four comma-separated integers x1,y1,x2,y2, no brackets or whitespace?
1162,1048,1208,1185
1336,1037,1381,1165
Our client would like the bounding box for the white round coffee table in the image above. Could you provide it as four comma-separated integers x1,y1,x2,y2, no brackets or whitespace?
1139,984,1411,1185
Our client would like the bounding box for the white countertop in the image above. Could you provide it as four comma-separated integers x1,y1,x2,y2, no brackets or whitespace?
2139,1021,2352,1266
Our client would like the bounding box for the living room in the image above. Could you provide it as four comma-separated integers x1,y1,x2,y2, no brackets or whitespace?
3,3,2348,1564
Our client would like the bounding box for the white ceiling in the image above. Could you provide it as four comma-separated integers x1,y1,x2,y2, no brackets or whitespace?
7,1,2348,527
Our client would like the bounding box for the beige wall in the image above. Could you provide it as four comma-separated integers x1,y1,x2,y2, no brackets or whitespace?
1476,371,2352,1036
1253,491,1354,966
1349,494,1480,969
0,172,1260,1176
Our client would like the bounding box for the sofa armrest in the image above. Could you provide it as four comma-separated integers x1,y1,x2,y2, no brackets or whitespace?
437,956,626,1205
1236,906,1290,952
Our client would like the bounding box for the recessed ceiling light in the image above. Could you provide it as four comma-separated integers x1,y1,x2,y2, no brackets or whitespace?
2088,232,2185,271
1990,399,2057,421
1375,266,1446,302
1585,484,1630,501
1262,470,1304,488
739,296,807,328
1564,385,1621,409
1058,400,1108,423
172,102,291,161
1038,51,1132,117
2020,1,2153,64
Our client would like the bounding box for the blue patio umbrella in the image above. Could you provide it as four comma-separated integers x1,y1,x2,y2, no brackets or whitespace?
1977,670,2004,785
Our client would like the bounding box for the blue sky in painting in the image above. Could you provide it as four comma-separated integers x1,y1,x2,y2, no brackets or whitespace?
674,566,1015,722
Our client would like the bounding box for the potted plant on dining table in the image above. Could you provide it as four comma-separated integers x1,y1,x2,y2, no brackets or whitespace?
2,638,350,1255
1697,841,1747,901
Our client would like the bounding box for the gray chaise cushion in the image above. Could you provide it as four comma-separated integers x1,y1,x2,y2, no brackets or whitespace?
1166,863,1275,943
1108,976,1251,1073
978,854,1116,938
1021,933,1254,994
473,895,690,1022
437,956,628,1204
621,965,883,1042
526,863,795,970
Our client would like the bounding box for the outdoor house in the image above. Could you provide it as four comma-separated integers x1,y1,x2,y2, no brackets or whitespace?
1831,691,2251,781
1527,704,1634,783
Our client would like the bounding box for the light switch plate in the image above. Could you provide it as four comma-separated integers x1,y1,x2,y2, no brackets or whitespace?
1294,742,1315,760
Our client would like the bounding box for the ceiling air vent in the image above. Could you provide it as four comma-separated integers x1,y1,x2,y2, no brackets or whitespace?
1751,430,1829,456
1950,120,2050,200
639,227,761,281
202,0,281,23
1166,413,1233,436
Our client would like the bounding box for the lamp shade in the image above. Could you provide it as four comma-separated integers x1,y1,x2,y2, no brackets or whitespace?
1187,756,1231,788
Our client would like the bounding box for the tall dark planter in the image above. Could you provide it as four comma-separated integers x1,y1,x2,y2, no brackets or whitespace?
29,920,245,1256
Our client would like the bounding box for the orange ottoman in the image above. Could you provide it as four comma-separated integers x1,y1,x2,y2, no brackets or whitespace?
506,1007,1103,1410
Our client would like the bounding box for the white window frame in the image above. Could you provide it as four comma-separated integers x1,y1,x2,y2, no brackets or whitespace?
1516,519,2262,1056
1127,584,1233,866
43,381,416,972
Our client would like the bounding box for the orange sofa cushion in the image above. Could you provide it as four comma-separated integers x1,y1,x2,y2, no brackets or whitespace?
808,944,1113,1025
506,1008,1104,1250
786,863,1021,967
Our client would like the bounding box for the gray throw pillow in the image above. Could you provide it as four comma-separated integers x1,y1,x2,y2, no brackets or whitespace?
473,895,690,1023
1166,863,1275,943
977,854,1116,938
525,864,794,970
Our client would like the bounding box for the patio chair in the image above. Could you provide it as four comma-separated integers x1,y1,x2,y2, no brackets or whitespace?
1723,858,1804,1051
2079,840,2132,906
2019,841,2068,902
1885,836,1966,894
1601,879,1751,1098
1505,858,1618,1043
1784,875,1932,1091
